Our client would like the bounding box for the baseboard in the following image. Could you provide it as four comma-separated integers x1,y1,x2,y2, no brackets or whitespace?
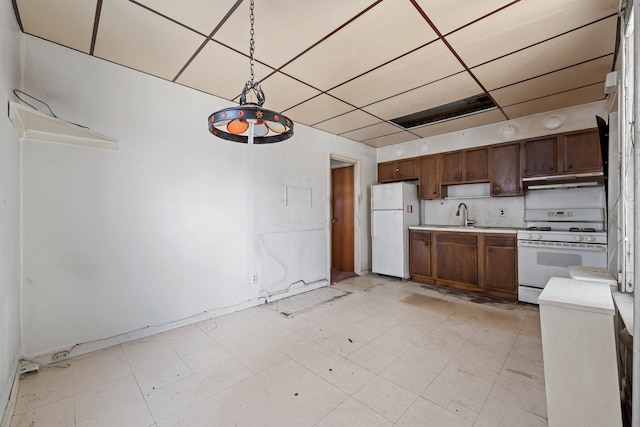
0,363,20,427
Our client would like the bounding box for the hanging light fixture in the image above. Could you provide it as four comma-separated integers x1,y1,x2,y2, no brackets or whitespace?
208,0,293,144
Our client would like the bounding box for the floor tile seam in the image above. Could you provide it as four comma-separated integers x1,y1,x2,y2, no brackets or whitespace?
349,386,419,425
421,373,488,418
308,392,352,427
141,374,213,425
482,394,549,421
128,370,160,426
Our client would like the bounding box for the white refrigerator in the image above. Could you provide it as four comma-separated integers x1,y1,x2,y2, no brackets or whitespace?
371,182,420,279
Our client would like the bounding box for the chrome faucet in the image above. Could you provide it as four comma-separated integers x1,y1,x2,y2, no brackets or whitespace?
456,202,475,227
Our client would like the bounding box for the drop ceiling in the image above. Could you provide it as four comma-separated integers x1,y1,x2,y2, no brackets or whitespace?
13,0,618,147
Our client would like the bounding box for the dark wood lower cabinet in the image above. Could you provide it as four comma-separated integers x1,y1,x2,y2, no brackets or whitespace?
435,233,479,288
484,234,518,300
409,230,518,301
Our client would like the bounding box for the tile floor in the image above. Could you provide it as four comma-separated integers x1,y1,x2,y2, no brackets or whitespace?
8,275,547,426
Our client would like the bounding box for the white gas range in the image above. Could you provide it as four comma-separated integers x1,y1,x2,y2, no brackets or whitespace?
517,208,608,304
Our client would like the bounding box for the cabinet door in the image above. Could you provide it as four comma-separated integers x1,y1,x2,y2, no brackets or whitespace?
484,235,517,300
464,147,489,182
418,155,442,199
378,162,397,183
410,231,432,278
436,233,478,286
523,136,557,177
490,143,522,196
396,158,418,180
441,152,463,184
560,129,602,173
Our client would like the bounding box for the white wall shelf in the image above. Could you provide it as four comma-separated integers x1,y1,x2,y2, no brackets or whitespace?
8,100,118,150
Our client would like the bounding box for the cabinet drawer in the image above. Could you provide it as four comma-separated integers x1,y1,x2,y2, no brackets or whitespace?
411,231,431,242
436,233,477,245
485,235,515,247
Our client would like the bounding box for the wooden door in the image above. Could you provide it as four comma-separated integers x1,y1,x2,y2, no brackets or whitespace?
560,129,602,173
410,230,432,279
523,136,557,177
418,155,442,200
441,152,463,184
464,147,489,182
484,235,517,300
331,166,354,272
490,143,523,196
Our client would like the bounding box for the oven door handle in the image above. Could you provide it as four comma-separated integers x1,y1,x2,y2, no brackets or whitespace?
517,240,607,252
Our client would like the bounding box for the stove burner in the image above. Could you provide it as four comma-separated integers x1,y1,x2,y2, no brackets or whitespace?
526,226,551,231
569,227,597,232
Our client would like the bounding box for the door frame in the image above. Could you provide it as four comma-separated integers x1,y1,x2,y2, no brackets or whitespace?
328,154,361,278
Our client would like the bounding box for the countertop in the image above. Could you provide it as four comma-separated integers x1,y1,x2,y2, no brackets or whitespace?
538,277,615,315
612,290,634,336
409,225,520,234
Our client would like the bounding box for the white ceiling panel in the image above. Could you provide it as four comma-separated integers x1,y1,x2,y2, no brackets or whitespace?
362,131,419,148
256,72,320,114
341,122,404,142
328,40,464,108
490,55,613,107
447,0,618,67
281,0,438,91
94,0,205,81
16,0,96,53
503,83,604,119
13,0,621,148
313,110,382,135
414,0,514,35
412,109,505,138
282,95,353,126
472,17,616,91
363,72,483,120
134,0,239,36
177,41,273,101
213,0,377,69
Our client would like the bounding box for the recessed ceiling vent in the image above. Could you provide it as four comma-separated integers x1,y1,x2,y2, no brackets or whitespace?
391,94,497,129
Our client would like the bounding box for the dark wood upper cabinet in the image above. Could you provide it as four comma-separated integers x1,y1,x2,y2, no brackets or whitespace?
464,147,489,182
560,129,602,173
418,155,444,200
377,158,418,182
441,148,488,185
490,142,523,196
523,128,602,178
441,151,463,184
523,136,557,177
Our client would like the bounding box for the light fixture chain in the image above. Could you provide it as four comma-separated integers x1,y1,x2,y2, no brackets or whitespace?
249,0,255,86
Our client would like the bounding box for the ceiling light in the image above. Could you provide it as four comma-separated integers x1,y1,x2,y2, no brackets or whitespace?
543,115,564,130
208,0,293,144
500,124,517,138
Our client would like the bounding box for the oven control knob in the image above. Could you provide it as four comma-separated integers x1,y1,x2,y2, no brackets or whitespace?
586,236,596,242
575,235,583,241
536,234,542,240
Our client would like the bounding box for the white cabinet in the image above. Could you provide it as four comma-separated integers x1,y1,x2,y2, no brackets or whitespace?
538,278,622,427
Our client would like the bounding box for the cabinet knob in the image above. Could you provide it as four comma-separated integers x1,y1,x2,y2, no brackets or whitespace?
494,186,501,194
467,172,473,178
568,164,573,169
395,168,399,172
548,167,554,171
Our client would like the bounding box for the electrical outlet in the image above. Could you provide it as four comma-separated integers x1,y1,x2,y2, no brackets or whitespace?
498,208,506,217
52,351,69,361
251,274,258,284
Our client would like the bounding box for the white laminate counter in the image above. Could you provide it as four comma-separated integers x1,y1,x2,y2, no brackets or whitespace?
409,225,519,234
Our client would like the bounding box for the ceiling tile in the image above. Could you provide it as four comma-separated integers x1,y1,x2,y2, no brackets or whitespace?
490,55,614,107
313,110,382,135
281,1,438,91
414,0,514,35
16,0,96,53
134,0,239,35
446,0,618,67
412,109,505,138
472,17,616,91
502,83,604,119
282,95,353,126
253,72,320,113
177,41,273,100
361,131,419,148
213,0,377,69
94,0,206,81
363,72,483,120
341,122,403,142
329,40,464,107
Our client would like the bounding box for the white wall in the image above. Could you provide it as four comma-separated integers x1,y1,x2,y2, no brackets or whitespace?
0,1,22,420
19,36,376,359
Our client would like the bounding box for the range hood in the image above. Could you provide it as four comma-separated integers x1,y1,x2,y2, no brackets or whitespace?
523,172,604,190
